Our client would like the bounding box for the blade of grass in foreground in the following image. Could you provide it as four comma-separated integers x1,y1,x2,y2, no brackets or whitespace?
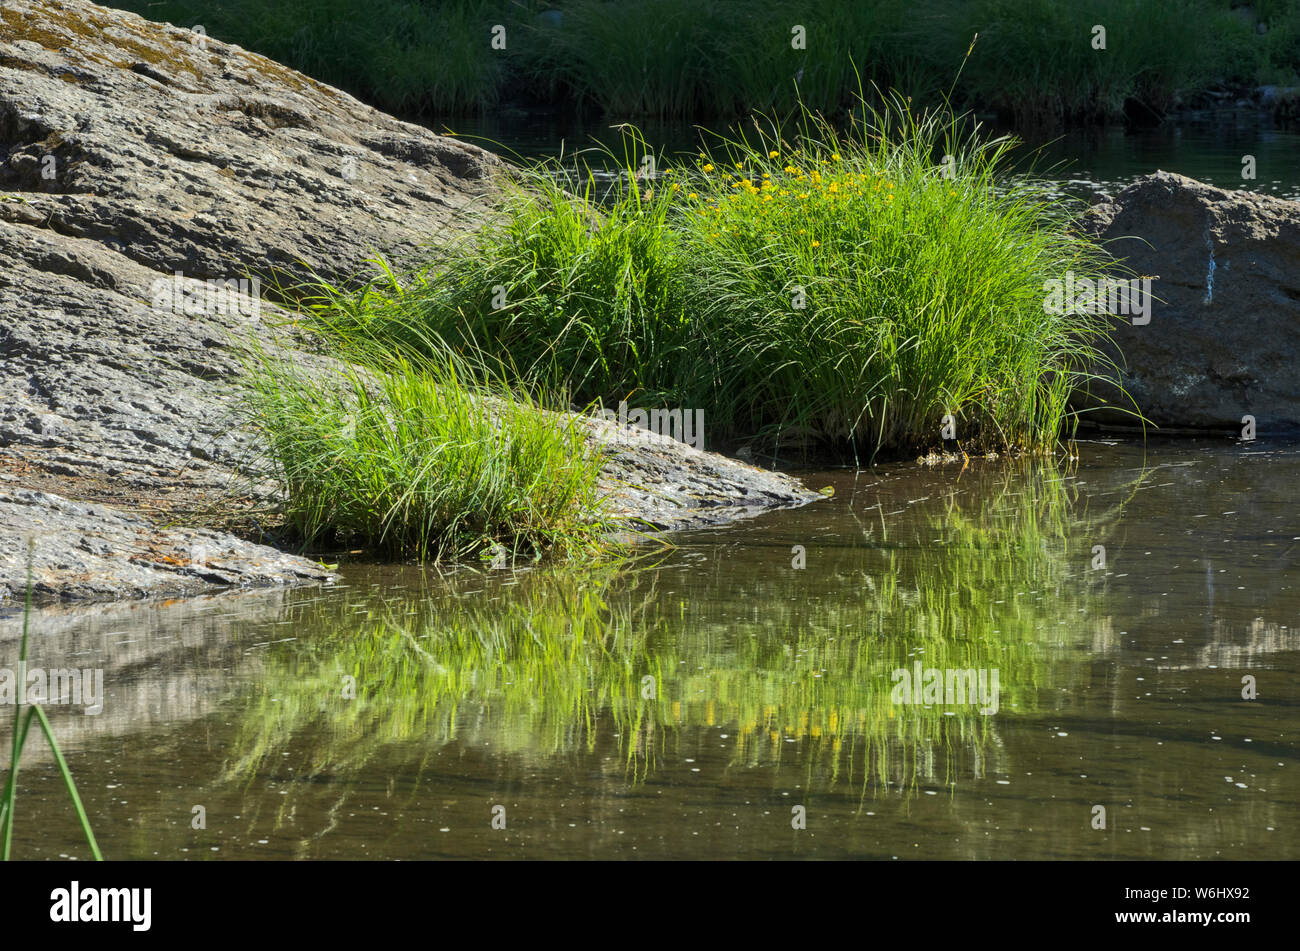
0,542,103,860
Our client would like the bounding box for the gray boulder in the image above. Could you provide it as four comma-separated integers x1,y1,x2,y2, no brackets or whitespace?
1079,171,1300,433
0,0,501,285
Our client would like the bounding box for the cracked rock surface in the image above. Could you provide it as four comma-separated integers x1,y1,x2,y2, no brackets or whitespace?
0,489,334,603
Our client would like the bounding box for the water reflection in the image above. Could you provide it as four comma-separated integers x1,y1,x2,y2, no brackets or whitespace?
5,443,1298,859
224,459,1138,806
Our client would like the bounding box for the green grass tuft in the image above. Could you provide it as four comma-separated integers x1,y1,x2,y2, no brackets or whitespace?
236,337,615,562
302,93,1121,459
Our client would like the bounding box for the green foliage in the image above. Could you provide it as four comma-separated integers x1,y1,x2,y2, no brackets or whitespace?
310,94,1120,458
1260,3,1300,84
236,337,615,561
111,0,1300,122
116,0,531,114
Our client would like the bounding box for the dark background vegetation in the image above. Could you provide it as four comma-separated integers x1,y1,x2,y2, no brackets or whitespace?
112,0,1300,128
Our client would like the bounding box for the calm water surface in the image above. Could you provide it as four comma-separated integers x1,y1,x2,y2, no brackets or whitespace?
440,110,1300,200
3,439,1296,859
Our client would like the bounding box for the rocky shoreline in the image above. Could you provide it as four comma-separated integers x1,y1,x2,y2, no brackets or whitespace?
1078,171,1300,432
0,0,818,606
4,0,1299,607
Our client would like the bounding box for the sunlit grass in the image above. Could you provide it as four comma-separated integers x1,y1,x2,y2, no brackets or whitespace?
236,338,615,562
305,93,1119,459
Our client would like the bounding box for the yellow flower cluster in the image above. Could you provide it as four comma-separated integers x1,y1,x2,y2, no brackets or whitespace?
678,152,929,252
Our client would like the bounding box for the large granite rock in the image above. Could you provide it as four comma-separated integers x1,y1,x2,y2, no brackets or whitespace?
1079,171,1300,432
0,0,501,285
0,0,816,606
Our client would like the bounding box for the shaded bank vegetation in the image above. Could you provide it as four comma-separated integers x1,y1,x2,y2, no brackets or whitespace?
113,0,1300,127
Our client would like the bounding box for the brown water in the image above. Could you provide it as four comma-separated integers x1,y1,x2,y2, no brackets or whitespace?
2,438,1296,860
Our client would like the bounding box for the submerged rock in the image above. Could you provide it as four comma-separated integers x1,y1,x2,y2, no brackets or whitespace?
0,0,816,605
1079,171,1300,433
0,489,334,604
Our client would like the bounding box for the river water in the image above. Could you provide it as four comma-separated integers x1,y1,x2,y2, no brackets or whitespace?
4,437,1297,860
439,107,1300,201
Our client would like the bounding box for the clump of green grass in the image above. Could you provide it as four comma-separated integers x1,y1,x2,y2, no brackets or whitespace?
305,93,1119,459
311,147,696,409
672,97,1120,454
0,543,102,861
237,339,614,562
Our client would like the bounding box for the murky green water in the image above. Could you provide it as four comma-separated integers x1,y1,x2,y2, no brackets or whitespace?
3,439,1296,859
443,110,1300,200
